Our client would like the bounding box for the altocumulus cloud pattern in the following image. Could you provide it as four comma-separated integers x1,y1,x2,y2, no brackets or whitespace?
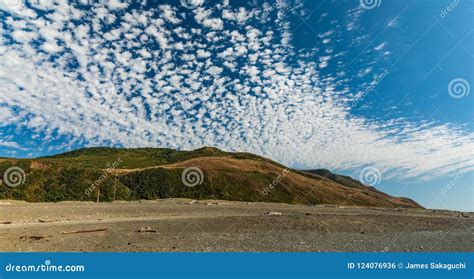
0,0,472,181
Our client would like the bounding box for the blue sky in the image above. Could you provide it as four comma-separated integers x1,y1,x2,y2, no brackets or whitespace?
0,0,472,211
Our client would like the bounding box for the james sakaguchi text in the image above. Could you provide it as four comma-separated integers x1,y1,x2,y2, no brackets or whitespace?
405,262,466,270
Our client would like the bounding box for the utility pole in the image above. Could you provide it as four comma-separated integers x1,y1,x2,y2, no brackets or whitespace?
113,176,117,202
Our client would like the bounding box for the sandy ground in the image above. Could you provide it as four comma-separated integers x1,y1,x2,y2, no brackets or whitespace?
0,199,472,252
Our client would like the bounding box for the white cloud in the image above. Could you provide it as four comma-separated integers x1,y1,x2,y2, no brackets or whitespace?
0,139,20,148
194,8,224,30
0,2,37,18
374,42,386,51
387,17,399,28
42,40,63,53
107,0,129,10
0,0,472,182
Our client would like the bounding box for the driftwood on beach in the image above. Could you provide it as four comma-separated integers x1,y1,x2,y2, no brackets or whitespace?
61,228,108,234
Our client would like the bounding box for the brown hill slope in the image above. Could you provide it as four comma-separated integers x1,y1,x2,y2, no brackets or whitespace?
110,156,421,208
0,147,421,208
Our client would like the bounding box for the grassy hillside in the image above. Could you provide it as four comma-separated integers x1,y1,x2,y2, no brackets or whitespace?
0,147,421,208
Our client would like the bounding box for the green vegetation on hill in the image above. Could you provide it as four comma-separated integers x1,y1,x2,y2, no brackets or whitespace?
118,167,297,204
0,147,422,208
0,147,272,202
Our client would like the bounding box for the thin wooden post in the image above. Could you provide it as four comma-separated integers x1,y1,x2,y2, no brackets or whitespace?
113,176,117,202
96,188,100,203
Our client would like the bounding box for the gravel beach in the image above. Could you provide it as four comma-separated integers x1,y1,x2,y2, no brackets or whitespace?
0,199,472,252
